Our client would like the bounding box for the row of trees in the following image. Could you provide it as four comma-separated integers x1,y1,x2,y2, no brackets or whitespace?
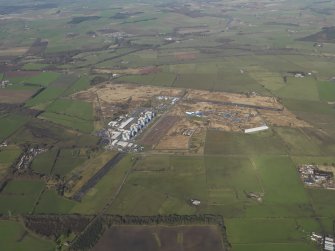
24,215,91,239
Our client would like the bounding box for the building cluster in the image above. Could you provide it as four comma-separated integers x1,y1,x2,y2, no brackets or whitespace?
0,80,11,88
16,147,46,170
185,111,204,117
105,110,156,151
190,199,201,206
325,237,335,251
298,165,334,189
0,141,7,148
310,233,335,251
244,125,269,134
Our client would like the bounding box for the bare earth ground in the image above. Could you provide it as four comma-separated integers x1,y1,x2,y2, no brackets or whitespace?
0,89,37,104
73,83,184,104
93,225,226,251
185,89,282,110
174,52,198,60
73,83,312,152
0,47,28,56
92,66,159,75
5,71,40,78
140,116,180,147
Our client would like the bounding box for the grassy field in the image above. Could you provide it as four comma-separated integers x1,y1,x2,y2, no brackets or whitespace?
46,98,93,120
35,190,77,214
109,156,205,215
25,74,77,107
22,63,49,71
63,76,92,96
72,154,134,214
31,148,58,174
0,180,45,215
0,145,21,179
1,0,335,250
39,112,94,133
274,127,324,155
0,114,29,142
25,87,66,107
0,220,55,251
10,118,99,148
274,77,319,101
226,218,319,251
205,130,288,155
25,72,60,87
317,81,335,102
52,148,88,176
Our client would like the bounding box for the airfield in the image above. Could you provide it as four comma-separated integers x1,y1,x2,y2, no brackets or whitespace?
0,0,335,250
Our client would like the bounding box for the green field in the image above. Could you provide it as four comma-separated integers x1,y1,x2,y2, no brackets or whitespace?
52,148,88,176
31,148,58,174
72,154,134,214
39,112,94,133
0,114,29,142
0,180,45,214
25,74,78,107
274,127,323,155
0,145,21,179
1,0,335,250
35,190,77,214
46,98,93,120
63,76,92,96
205,130,288,155
0,220,55,251
25,87,66,107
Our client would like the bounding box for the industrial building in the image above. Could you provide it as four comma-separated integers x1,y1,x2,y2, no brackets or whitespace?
105,110,156,151
244,125,269,134
324,237,335,251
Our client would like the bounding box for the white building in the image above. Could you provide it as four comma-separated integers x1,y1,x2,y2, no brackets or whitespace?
244,125,269,134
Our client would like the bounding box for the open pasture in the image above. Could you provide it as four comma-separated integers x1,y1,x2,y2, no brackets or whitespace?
52,148,88,176
39,112,94,133
0,114,29,142
46,98,93,120
109,155,205,215
35,190,77,214
72,154,134,214
205,130,288,155
31,148,58,174
0,146,21,179
0,180,45,214
0,220,55,251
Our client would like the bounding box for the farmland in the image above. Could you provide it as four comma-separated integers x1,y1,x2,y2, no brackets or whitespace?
0,220,55,251
93,225,225,251
0,0,335,250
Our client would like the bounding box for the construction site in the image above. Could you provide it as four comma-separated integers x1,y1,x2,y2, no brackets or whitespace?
298,164,335,190
73,83,311,153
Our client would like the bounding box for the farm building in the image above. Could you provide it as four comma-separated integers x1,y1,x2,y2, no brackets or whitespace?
244,125,269,134
324,237,335,251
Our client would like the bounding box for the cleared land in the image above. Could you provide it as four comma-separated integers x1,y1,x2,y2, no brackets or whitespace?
93,225,225,251
0,89,38,104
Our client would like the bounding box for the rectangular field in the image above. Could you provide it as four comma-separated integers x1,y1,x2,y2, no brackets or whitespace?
0,114,29,142
0,89,38,104
140,116,179,146
205,130,288,155
0,220,55,251
93,225,226,251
